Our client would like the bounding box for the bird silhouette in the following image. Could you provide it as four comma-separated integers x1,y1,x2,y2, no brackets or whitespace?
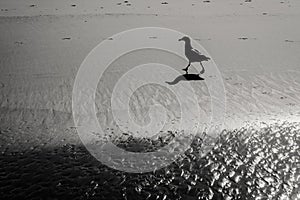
179,36,210,74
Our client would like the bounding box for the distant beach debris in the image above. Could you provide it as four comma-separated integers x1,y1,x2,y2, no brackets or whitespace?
62,37,71,40
285,39,294,43
15,41,24,45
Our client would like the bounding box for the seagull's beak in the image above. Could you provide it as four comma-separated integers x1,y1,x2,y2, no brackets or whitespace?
178,38,183,41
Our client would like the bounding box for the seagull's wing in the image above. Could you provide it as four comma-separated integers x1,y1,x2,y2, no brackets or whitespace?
189,48,210,61
191,48,201,55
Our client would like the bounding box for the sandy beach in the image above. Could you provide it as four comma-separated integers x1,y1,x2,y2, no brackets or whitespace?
0,0,300,199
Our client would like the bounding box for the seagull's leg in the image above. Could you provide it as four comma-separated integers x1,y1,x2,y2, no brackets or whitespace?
199,62,205,74
182,62,190,74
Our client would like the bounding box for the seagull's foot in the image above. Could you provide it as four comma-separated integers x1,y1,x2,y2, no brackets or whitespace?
182,68,188,74
199,69,205,74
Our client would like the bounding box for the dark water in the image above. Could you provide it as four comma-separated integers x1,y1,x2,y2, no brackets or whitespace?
0,122,299,200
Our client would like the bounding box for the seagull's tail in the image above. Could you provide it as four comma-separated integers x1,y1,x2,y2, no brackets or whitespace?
201,55,210,61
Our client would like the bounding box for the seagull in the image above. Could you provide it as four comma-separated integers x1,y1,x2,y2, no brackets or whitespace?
179,36,210,74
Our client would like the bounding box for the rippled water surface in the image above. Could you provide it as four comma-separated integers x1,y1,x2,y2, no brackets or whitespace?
0,122,299,200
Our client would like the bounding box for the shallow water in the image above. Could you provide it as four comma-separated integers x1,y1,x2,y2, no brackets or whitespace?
0,123,300,199
0,122,299,199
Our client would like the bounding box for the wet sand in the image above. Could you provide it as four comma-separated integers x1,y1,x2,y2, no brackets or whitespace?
1,122,299,199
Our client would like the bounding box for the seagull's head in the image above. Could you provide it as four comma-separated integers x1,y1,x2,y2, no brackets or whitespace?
178,36,190,43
